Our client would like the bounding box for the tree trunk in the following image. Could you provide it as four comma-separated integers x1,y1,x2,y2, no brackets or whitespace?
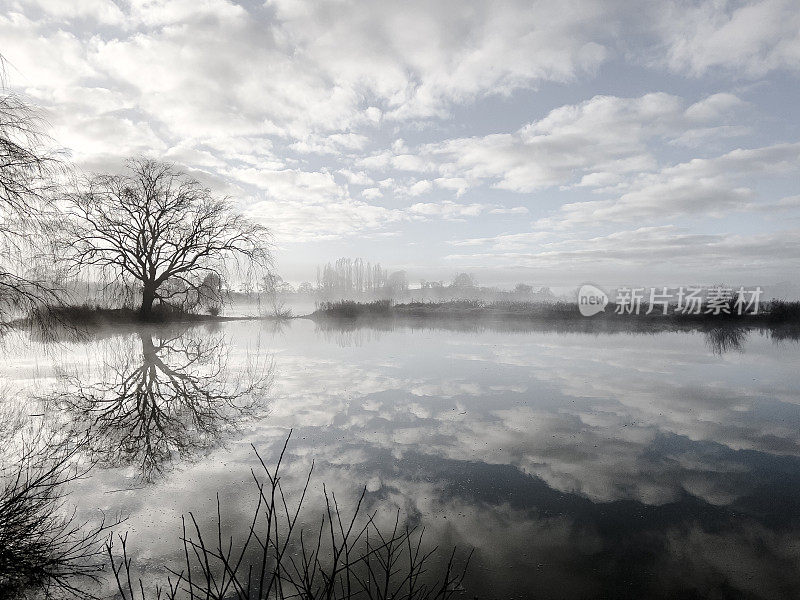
140,282,157,319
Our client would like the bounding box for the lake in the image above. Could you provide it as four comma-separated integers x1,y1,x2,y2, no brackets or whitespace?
3,318,800,599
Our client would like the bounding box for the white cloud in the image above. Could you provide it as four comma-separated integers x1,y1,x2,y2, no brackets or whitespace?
52,114,168,166
407,200,488,220
489,206,530,215
684,92,746,121
434,177,470,197
361,187,383,200
449,231,551,250
655,0,800,77
668,125,751,148
534,142,800,228
265,0,613,121
0,12,98,91
23,0,126,25
445,226,800,283
407,180,433,196
290,133,370,155
338,169,374,186
365,92,746,195
1,0,799,279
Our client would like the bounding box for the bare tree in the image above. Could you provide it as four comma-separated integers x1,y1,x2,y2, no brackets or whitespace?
0,59,64,329
63,159,272,318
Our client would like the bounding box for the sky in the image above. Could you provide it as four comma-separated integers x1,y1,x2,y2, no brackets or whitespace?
1,0,799,289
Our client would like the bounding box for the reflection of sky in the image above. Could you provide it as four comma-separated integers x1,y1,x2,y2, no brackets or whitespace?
4,321,800,598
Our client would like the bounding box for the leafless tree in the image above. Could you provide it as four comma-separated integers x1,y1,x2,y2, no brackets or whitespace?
0,57,64,330
62,159,272,318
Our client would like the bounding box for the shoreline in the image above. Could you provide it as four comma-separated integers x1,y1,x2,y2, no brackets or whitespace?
7,301,800,339
301,299,800,339
6,305,296,331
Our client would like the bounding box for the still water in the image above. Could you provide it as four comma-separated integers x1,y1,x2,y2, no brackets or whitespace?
3,318,800,599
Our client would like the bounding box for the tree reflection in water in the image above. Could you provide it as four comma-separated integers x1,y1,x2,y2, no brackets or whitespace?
50,327,273,482
703,326,749,355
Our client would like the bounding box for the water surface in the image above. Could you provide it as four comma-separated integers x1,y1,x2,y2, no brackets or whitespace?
3,319,800,599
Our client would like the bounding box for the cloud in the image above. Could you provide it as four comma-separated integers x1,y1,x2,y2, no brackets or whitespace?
445,226,800,283
21,0,126,25
265,0,613,121
240,171,510,241
654,0,800,77
448,231,553,250
406,180,433,196
290,133,370,155
0,12,98,90
361,187,383,200
534,142,800,228
248,194,405,243
52,113,168,167
668,125,751,148
338,169,374,186
407,200,489,220
684,92,746,121
233,168,402,241
489,206,529,215
1,0,617,162
360,92,746,195
1,0,799,277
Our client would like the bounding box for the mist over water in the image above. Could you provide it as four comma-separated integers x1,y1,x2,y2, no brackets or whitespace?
3,318,800,598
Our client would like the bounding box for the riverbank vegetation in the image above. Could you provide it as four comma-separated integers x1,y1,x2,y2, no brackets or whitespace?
107,433,471,600
0,420,113,598
311,299,800,329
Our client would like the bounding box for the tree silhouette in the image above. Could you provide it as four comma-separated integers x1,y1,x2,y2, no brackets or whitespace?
63,159,271,317
316,257,388,297
450,273,476,289
0,60,63,329
50,328,272,481
386,269,408,294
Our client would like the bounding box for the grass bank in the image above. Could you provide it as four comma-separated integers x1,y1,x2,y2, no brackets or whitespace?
15,303,294,328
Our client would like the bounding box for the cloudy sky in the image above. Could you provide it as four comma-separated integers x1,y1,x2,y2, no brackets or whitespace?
2,0,799,288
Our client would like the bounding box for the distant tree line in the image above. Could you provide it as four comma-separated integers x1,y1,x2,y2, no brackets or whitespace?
312,257,409,297
273,259,554,303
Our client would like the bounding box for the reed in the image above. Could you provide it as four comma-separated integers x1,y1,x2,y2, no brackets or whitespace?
107,432,471,600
